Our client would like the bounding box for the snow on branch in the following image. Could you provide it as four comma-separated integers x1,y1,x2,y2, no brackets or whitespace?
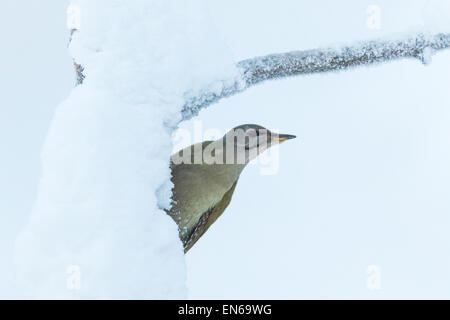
181,32,450,120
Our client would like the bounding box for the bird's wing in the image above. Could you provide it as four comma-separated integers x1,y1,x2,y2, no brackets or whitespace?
183,179,239,253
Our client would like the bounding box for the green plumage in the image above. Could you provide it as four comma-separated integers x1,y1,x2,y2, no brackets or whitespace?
167,141,244,253
165,125,296,253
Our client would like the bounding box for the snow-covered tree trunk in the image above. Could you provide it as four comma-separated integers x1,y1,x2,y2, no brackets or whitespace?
14,0,237,299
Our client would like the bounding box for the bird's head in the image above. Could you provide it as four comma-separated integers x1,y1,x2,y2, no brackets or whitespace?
221,124,296,164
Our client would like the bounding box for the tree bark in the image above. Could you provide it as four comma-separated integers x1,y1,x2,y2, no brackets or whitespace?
181,32,450,120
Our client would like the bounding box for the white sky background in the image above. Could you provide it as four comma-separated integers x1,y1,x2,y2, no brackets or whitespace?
0,0,449,298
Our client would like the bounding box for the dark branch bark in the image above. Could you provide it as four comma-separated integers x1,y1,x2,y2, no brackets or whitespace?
74,62,85,85
181,32,450,120
69,29,86,85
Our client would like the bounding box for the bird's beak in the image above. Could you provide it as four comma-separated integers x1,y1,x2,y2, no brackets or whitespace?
275,134,296,142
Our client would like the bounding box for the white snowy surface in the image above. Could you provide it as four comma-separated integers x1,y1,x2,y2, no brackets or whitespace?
12,0,237,299
0,0,75,298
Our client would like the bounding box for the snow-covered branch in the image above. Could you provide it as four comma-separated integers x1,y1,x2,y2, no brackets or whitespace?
181,32,450,120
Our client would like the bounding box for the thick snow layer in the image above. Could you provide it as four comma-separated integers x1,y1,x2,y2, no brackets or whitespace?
14,0,238,299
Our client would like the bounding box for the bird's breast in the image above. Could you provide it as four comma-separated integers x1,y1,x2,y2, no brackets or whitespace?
169,162,244,237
